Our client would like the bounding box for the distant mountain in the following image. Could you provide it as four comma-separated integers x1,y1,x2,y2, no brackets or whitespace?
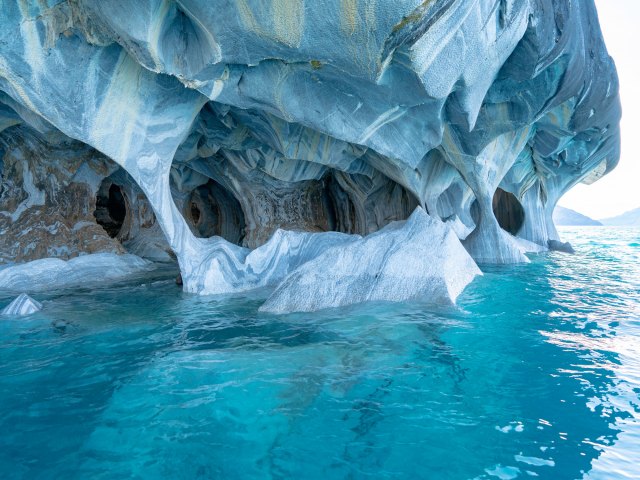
600,208,640,227
553,206,603,226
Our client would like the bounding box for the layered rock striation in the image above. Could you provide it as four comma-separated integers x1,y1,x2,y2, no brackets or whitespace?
0,1,621,310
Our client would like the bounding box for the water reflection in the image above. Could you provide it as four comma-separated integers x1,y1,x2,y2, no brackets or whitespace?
0,228,638,479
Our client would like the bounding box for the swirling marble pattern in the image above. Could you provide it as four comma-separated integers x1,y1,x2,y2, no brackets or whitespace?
0,0,621,310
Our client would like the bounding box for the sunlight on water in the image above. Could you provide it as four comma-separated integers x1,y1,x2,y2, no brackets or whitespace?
0,227,638,479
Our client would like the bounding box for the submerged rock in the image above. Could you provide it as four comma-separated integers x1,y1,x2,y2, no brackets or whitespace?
548,240,576,254
1,293,42,316
260,209,482,313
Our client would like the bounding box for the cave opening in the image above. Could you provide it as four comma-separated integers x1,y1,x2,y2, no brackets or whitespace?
320,174,358,234
94,181,128,239
492,188,525,235
186,179,246,245
190,201,201,225
176,162,419,248
320,172,419,236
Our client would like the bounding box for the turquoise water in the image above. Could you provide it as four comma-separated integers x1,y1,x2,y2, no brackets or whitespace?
1,227,639,479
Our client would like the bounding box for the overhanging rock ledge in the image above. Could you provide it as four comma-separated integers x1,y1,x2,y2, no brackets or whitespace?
0,0,621,311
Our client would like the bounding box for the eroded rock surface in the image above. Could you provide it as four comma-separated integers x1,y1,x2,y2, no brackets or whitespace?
0,253,152,293
0,1,621,310
182,229,358,296
261,208,482,313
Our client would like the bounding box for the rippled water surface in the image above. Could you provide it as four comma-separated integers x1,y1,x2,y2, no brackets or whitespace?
1,227,639,479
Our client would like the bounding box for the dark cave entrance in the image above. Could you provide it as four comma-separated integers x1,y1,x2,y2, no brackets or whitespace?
186,179,246,244
190,201,201,225
492,188,525,235
321,172,419,236
94,180,128,238
321,174,360,234
175,164,419,248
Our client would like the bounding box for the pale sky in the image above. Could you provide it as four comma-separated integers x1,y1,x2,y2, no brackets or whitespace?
558,0,640,220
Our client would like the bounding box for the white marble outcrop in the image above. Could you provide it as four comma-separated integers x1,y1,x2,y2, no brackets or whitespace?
0,1,621,311
1,293,42,316
0,254,152,293
261,208,482,313
182,229,358,295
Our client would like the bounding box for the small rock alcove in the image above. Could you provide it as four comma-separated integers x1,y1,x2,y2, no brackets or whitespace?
492,188,525,235
94,180,128,239
186,179,246,245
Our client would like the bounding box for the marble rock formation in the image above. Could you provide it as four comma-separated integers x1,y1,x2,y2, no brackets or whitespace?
1,293,42,316
261,208,482,313
184,229,359,296
0,253,152,293
0,1,621,310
